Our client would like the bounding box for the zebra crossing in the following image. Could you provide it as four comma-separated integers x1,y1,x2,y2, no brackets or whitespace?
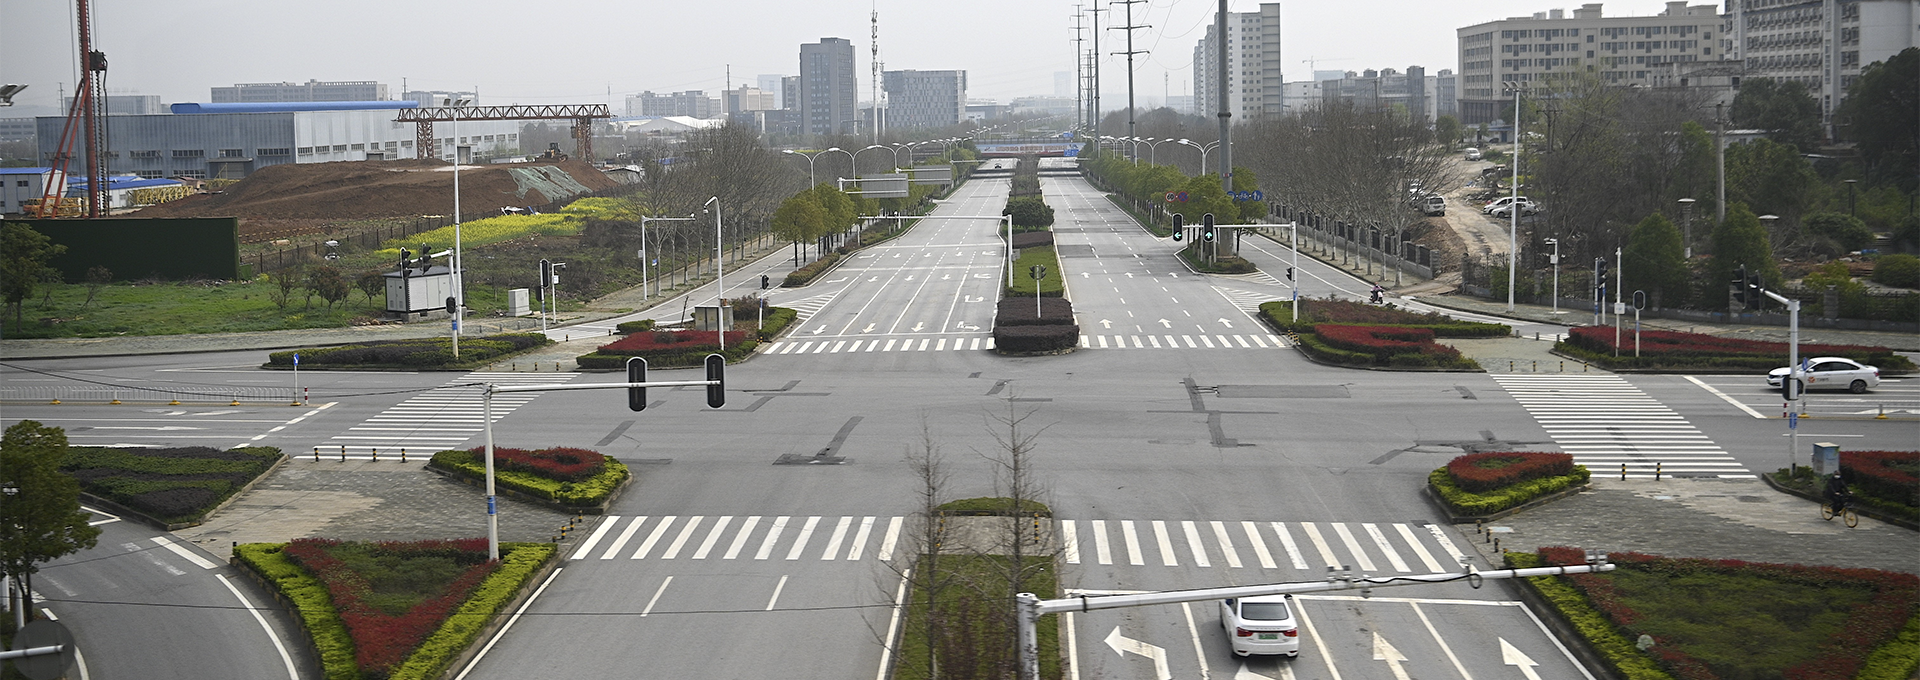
567,514,1474,574
764,335,994,355
1213,285,1288,315
1492,374,1753,479
1080,333,1289,350
314,371,577,458
776,292,840,321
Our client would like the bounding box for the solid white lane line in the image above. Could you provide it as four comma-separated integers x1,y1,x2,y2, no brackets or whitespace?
1180,520,1210,567
569,516,619,559
1395,523,1445,573
1093,520,1114,565
1684,375,1769,418
216,574,300,680
766,575,789,611
1412,602,1474,680
152,536,216,569
723,516,761,559
1062,520,1081,564
1121,520,1145,566
659,516,704,559
641,576,672,617
754,516,790,560
1363,523,1410,573
692,516,733,559
1291,596,1343,680
629,516,677,559
821,516,853,560
1182,601,1212,680
786,516,822,560
602,516,647,560
878,516,903,561
1242,521,1277,569
1211,521,1243,568
1152,520,1178,566
875,569,913,680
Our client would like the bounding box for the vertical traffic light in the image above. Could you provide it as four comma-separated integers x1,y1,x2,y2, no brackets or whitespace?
1596,258,1610,289
1171,213,1184,241
704,353,726,408
1731,265,1748,307
1202,213,1216,242
626,357,648,412
1746,273,1764,310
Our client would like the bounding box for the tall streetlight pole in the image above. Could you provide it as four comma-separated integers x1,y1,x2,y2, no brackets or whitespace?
851,144,889,177
450,98,472,358
1502,81,1522,313
824,146,852,182
1174,139,1220,176
782,149,822,186
705,196,724,350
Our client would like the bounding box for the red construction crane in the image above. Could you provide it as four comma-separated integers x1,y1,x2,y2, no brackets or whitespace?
36,0,109,218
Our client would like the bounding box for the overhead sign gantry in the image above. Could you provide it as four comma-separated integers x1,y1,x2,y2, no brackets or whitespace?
395,104,612,162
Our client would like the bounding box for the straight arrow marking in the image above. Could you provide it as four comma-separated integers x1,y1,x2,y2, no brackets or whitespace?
1373,632,1411,680
1500,638,1542,680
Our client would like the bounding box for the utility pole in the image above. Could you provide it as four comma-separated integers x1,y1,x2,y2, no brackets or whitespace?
1715,102,1726,224
1073,8,1087,133
1215,0,1230,191
871,8,881,144
1089,6,1105,136
1111,0,1150,165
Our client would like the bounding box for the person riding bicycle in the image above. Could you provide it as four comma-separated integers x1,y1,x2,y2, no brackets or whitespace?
1823,472,1850,510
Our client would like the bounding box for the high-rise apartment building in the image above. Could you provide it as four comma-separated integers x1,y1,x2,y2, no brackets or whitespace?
211,80,388,103
1456,2,1722,125
628,91,718,118
882,70,966,129
1319,66,1432,122
799,37,859,135
756,75,786,107
1726,0,1919,135
725,87,779,114
1193,3,1283,121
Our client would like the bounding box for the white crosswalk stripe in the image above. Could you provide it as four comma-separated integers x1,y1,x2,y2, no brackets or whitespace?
761,332,1289,356
781,292,841,321
315,371,577,458
569,514,1468,573
1213,285,1288,315
1492,374,1753,478
1076,333,1287,350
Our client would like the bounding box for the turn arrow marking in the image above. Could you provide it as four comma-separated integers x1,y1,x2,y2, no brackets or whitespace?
1125,272,1135,278
1234,663,1276,680
1373,632,1411,680
1158,319,1172,328
861,324,876,333
1080,272,1091,278
1103,627,1171,680
1217,319,1234,328
810,326,827,335
1500,638,1543,680
911,322,925,332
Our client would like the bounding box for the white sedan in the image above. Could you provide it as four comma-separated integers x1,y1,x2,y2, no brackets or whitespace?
1219,594,1301,657
1767,357,1881,394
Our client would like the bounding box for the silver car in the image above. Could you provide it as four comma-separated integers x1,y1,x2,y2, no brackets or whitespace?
1767,357,1880,394
1219,594,1301,657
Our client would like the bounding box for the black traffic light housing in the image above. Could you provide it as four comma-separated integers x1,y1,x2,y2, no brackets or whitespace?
1202,213,1216,242
704,353,726,408
626,357,648,412
1746,273,1764,310
1731,265,1748,307
1171,213,1184,241
1595,258,1610,292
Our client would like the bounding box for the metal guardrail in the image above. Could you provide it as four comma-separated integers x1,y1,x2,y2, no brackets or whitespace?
0,386,296,406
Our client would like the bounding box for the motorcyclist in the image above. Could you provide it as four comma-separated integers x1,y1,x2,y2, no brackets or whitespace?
1369,284,1385,304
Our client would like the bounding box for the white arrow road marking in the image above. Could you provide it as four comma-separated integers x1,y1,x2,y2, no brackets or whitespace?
905,275,916,281
92,426,202,431
1217,319,1235,328
1170,272,1179,278
1104,627,1172,680
1235,663,1278,680
825,277,847,284
868,276,879,282
942,274,952,280
911,322,925,332
957,323,980,331
811,326,827,335
1500,638,1542,680
1125,272,1135,278
1158,319,1172,328
974,273,992,279
1373,632,1411,680
1100,319,1113,329
861,324,876,333
1081,272,1091,278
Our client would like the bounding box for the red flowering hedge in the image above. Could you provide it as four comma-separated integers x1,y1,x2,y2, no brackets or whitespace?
1259,297,1509,337
469,446,607,482
1535,547,1920,680
596,328,755,355
1446,452,1575,493
1559,326,1915,372
283,538,497,680
1303,324,1475,368
1843,450,1920,508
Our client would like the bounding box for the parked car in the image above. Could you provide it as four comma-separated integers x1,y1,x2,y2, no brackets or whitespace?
1482,196,1537,216
1415,194,1446,216
1767,357,1880,394
1488,201,1541,218
1463,147,1483,161
1219,594,1301,657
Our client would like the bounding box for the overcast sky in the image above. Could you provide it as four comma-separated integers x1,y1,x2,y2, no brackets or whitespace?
4,0,1698,116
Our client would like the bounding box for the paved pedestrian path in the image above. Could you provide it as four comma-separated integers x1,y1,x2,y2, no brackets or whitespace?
1491,373,1751,479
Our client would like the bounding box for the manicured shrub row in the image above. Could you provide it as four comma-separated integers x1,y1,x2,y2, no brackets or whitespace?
1844,450,1919,509
1429,466,1590,516
1505,551,1677,680
1559,326,1915,372
429,448,629,507
783,252,842,287
1011,231,1054,249
234,543,359,680
1534,546,1920,680
386,543,555,680
475,446,606,482
266,334,551,368
284,538,496,679
62,446,281,524
937,497,1052,517
597,329,752,355
1305,324,1478,369
1259,298,1510,337
754,306,798,340
993,324,1080,353
1446,451,1576,493
1177,248,1256,274
994,297,1076,327
613,319,656,334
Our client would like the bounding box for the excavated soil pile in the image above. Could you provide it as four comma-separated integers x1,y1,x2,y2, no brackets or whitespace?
136,158,618,222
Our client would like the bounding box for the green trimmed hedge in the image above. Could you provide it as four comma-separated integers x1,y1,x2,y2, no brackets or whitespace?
755,306,797,341
1005,246,1065,297
614,319,656,334
937,497,1052,517
783,252,843,287
388,543,556,680
1861,614,1920,680
1178,247,1256,274
1258,300,1510,337
1505,551,1676,680
1429,466,1590,516
64,446,282,525
428,449,629,507
575,337,759,369
265,334,552,369
235,543,358,680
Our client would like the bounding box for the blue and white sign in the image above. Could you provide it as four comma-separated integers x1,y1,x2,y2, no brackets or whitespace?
292,353,299,366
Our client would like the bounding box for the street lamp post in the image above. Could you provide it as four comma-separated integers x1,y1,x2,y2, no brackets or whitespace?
782,149,823,186
1677,198,1696,259
1543,237,1561,314
1174,138,1220,176
640,215,696,300
706,197,725,350
824,146,853,182
449,98,472,358
851,144,889,178
1502,81,1522,313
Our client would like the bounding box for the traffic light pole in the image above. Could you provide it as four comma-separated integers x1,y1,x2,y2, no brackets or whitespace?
1758,289,1804,470
476,366,723,560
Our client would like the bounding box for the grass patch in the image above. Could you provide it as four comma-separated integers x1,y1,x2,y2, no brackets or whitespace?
63,445,282,525
0,278,385,339
938,497,1053,517
1511,548,1920,680
1006,246,1065,297
428,448,629,508
894,554,1061,680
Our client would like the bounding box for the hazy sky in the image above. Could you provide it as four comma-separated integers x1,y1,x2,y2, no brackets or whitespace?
4,0,1699,116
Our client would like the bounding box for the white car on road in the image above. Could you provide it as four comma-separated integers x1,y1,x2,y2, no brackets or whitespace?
1767,357,1881,394
1220,594,1302,657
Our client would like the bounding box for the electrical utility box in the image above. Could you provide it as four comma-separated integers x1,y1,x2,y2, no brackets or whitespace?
507,288,531,316
384,265,454,315
693,305,735,332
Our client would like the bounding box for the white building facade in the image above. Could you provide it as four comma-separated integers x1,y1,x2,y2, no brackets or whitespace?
882,70,967,129
1456,2,1724,124
1726,0,1920,135
1193,3,1283,122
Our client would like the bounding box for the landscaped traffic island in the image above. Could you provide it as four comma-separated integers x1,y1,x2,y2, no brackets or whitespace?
427,446,629,512
1262,298,1507,369
264,333,553,370
574,305,795,369
895,497,1061,680
63,445,284,528
1428,451,1591,522
1510,547,1920,680
1770,449,1919,526
1554,326,1917,373
234,538,556,680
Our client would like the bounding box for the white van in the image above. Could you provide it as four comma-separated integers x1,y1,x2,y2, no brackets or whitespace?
1416,195,1446,216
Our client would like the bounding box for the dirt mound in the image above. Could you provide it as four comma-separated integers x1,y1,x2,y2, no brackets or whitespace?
135,158,618,222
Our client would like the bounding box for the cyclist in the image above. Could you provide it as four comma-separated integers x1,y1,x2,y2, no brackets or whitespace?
1823,472,1850,512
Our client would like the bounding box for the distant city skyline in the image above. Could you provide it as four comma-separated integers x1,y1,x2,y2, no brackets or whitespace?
4,0,1709,118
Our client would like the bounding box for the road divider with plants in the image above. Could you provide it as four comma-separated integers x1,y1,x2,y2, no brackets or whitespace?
992,297,1078,354
265,333,552,370
1555,326,1917,373
1262,298,1506,370
63,445,284,529
575,304,795,369
895,497,1061,680
1427,451,1590,521
427,446,630,513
